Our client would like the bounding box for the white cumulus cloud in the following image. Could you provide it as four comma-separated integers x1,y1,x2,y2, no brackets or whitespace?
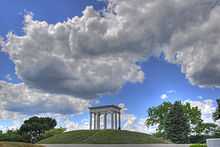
184,99,216,123
0,81,90,116
1,0,220,100
1,0,220,98
160,94,168,100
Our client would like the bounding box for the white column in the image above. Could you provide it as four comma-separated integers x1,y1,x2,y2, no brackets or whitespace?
111,112,114,129
104,113,107,129
118,112,121,130
94,113,97,130
90,112,92,130
115,112,117,130
97,113,100,130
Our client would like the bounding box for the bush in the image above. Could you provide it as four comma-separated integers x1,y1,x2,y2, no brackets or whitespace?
0,130,25,142
190,135,208,144
190,144,207,147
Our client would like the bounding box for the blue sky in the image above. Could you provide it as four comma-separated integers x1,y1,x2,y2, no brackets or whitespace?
0,0,220,132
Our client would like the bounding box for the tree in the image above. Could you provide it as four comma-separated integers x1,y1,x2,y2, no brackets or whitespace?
0,130,24,142
146,102,172,136
146,101,202,137
213,99,220,121
164,101,190,143
212,99,220,137
194,122,218,136
19,116,57,143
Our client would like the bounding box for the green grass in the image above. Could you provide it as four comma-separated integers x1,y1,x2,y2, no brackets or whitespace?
0,142,44,147
190,144,207,147
38,130,169,144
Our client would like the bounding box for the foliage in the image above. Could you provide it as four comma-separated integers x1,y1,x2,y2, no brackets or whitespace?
213,99,220,121
183,103,203,134
189,135,213,144
195,123,218,135
146,101,202,136
214,127,220,137
190,144,207,147
146,102,171,136
39,130,169,144
0,117,59,143
19,116,57,143
164,101,190,143
0,130,24,142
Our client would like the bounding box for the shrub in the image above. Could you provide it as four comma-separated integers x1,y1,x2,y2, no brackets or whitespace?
190,144,207,147
190,135,209,144
0,130,25,142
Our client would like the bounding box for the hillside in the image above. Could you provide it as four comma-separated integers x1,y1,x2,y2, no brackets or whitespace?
38,130,169,144
0,142,44,147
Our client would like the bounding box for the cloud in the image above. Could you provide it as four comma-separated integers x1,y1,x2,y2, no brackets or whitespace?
0,120,21,133
118,103,152,133
0,81,90,116
1,0,220,100
160,90,176,100
1,9,145,99
0,113,89,133
198,96,204,100
160,94,168,100
118,103,128,111
1,0,220,131
184,99,216,123
110,0,220,88
122,113,156,134
2,0,220,97
35,113,89,131
0,102,155,134
5,74,12,81
0,37,3,48
0,110,25,120
167,90,176,94
163,1,220,88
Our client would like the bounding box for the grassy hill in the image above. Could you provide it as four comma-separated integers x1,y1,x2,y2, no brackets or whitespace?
0,142,44,147
38,130,169,144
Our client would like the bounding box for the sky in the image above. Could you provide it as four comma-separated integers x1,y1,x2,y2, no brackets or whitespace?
0,0,220,133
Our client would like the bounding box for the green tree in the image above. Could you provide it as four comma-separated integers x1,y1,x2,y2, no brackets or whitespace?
212,99,220,137
146,102,171,136
165,101,190,143
213,99,220,121
194,123,218,135
19,116,57,143
146,101,202,136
